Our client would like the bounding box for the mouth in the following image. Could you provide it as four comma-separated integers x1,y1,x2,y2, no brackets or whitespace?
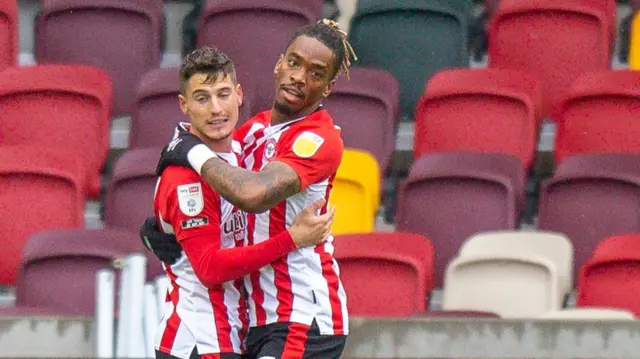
206,118,229,128
281,85,304,104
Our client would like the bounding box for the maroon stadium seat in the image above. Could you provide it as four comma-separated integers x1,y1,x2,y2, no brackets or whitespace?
555,70,640,165
396,152,525,286
35,0,163,115
14,229,145,316
322,67,399,174
197,0,321,113
333,232,434,317
0,146,85,285
129,67,253,149
538,154,640,284
104,148,160,233
0,0,17,70
488,0,611,118
412,310,500,318
0,65,113,197
414,68,542,170
577,234,640,316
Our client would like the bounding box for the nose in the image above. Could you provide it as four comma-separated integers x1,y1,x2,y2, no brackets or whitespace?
210,97,224,115
289,67,305,85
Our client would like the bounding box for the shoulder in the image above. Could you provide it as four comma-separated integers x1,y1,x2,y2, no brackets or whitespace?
158,166,217,202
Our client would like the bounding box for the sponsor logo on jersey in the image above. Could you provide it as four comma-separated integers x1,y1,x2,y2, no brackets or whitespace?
177,182,204,216
292,131,324,158
181,217,209,229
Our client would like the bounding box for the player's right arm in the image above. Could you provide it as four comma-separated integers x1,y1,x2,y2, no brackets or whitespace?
157,167,333,288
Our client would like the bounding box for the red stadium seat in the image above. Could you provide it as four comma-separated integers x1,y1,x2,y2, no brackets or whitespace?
489,0,611,118
35,0,163,115
577,234,640,316
538,154,640,284
0,146,85,285
104,148,160,233
0,0,17,70
197,0,321,112
0,65,113,197
129,67,253,149
555,70,640,165
333,232,434,317
323,67,399,174
414,69,542,169
14,229,144,316
396,152,525,286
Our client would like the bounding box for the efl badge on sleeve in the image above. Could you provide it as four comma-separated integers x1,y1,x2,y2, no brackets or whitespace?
292,131,324,158
177,183,204,217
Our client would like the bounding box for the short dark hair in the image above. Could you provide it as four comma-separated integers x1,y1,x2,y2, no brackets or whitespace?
285,19,358,80
179,46,237,94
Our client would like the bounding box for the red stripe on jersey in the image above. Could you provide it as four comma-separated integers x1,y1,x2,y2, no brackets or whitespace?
240,127,265,162
315,174,345,333
281,322,310,359
247,140,268,325
269,201,294,322
159,267,181,352
234,279,249,351
208,287,233,352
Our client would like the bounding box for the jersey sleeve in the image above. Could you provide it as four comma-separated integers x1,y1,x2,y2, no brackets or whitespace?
274,128,343,191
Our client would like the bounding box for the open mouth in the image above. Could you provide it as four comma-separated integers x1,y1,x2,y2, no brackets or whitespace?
207,118,229,127
281,86,304,103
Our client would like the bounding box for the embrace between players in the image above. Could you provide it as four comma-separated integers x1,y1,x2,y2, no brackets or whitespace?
140,19,357,359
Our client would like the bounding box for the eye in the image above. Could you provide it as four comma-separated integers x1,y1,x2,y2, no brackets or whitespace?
311,70,323,78
287,59,297,67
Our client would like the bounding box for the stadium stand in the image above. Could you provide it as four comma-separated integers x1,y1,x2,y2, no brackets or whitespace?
348,0,472,122
396,152,525,286
322,67,399,176
196,0,323,113
0,0,17,70
414,68,542,170
333,232,434,317
129,67,253,149
34,0,164,115
577,234,640,316
489,0,612,118
538,154,640,283
0,146,85,286
329,148,380,235
541,308,636,320
0,64,112,198
554,70,640,163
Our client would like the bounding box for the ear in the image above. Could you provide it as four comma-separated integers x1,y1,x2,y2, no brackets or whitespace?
274,54,284,75
235,83,244,107
178,94,188,114
322,79,335,98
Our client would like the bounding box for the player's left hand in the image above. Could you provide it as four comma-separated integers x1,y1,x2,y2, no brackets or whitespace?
156,131,205,176
140,216,183,265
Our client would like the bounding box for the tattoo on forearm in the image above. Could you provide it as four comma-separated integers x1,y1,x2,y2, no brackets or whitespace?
200,159,300,211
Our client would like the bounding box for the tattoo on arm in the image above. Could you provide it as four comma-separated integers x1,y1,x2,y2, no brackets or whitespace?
200,158,300,213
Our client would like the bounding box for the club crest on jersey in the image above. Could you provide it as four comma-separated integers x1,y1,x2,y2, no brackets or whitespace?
177,183,204,217
292,131,324,158
264,138,277,160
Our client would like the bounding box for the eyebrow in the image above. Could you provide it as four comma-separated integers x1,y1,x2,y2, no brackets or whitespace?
288,51,328,69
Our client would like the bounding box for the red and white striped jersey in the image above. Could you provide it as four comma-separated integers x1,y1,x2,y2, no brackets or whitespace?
236,108,349,335
153,150,249,358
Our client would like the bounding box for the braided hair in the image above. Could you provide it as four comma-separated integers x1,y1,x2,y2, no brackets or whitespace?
285,19,358,80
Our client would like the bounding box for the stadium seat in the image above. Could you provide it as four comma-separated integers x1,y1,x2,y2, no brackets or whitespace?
555,70,640,164
538,154,640,284
0,65,113,197
129,67,253,149
0,146,85,285
459,231,573,303
0,0,17,70
577,234,640,316
14,229,144,316
396,152,525,286
541,308,636,320
348,0,471,122
322,67,399,174
488,0,611,118
333,232,434,317
414,69,542,170
412,310,500,318
104,148,160,233
329,149,379,235
196,0,321,113
442,252,561,318
35,0,163,115
629,11,640,69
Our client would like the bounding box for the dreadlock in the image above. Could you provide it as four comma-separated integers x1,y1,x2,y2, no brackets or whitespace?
285,19,358,80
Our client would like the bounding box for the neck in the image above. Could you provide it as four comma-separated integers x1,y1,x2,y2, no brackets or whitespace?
270,103,321,126
189,128,232,153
